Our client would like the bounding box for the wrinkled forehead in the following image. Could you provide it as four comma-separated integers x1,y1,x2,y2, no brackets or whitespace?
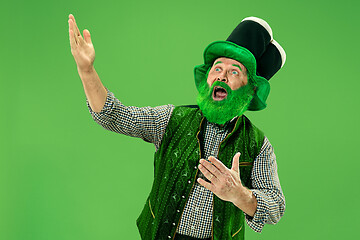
212,57,247,72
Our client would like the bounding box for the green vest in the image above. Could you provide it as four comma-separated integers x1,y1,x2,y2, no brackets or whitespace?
136,106,265,240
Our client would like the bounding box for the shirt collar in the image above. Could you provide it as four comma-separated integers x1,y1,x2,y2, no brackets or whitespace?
206,115,239,129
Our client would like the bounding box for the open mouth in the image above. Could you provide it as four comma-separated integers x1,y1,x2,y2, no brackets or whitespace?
212,86,228,101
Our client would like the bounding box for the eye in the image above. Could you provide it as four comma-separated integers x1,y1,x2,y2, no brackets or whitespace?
215,67,221,72
231,70,239,75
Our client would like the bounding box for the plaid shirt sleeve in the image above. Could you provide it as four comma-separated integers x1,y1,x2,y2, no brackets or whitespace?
245,136,286,233
86,87,175,150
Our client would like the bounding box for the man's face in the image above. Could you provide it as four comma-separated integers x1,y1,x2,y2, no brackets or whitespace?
206,57,248,101
196,57,255,125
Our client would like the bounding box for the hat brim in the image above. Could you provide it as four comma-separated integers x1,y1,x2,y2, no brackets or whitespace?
194,41,270,111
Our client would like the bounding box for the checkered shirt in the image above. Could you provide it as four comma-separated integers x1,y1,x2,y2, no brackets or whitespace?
86,88,285,237
176,119,234,238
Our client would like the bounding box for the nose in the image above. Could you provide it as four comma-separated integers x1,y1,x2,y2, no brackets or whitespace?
217,69,229,82
216,76,228,83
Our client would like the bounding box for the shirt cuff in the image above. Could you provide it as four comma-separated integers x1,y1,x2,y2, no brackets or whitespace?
244,190,266,233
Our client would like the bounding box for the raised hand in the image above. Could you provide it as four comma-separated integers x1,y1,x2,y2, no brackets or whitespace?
68,14,95,72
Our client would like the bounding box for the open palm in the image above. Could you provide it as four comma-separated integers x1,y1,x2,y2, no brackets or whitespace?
68,14,95,72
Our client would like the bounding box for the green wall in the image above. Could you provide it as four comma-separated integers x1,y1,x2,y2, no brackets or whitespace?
1,0,359,239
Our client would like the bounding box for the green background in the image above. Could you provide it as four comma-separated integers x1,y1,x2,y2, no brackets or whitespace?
1,0,359,239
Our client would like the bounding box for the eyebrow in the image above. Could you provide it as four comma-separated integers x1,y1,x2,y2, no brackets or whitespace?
232,64,243,72
214,61,222,65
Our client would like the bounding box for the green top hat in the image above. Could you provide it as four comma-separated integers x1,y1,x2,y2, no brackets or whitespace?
194,17,286,111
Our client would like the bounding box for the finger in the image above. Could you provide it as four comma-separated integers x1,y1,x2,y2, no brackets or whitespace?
197,178,215,192
69,15,84,46
68,19,78,45
69,29,76,49
68,20,77,49
69,14,81,37
208,156,228,174
231,152,241,173
83,29,92,45
198,162,218,183
200,158,222,179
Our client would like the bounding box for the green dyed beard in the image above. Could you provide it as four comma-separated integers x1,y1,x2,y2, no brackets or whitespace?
196,80,255,125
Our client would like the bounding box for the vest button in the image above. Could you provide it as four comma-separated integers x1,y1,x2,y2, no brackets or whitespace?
168,236,171,239
177,209,180,212
182,195,185,198
188,180,191,184
172,222,176,226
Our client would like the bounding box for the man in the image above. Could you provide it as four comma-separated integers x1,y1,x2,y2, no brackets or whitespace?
68,14,285,240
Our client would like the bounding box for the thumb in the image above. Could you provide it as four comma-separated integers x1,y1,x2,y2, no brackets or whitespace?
83,29,92,44
231,152,241,173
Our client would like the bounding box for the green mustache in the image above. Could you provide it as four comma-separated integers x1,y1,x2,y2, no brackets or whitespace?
196,80,255,125
208,81,238,103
